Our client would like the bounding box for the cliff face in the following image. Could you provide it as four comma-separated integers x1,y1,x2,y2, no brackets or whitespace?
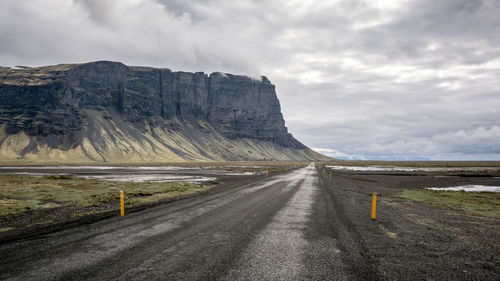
0,61,327,162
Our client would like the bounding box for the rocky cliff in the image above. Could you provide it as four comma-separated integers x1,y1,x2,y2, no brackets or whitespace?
0,61,327,162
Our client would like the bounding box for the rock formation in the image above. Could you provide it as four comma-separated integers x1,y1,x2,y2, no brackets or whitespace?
0,61,327,162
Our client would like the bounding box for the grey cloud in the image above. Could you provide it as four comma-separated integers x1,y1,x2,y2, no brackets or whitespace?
156,0,198,19
75,0,117,26
1,0,499,160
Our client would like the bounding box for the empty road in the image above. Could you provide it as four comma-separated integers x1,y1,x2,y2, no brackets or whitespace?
0,164,377,280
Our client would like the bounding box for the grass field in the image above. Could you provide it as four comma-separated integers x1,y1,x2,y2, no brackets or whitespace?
400,189,500,218
0,174,212,218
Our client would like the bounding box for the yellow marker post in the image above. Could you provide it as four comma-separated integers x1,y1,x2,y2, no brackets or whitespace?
329,171,332,178
371,192,377,220
120,190,125,216
266,169,269,177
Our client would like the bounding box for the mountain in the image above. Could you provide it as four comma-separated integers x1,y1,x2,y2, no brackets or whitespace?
0,61,328,163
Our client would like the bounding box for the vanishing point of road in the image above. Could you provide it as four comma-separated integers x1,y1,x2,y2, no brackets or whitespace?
0,164,377,280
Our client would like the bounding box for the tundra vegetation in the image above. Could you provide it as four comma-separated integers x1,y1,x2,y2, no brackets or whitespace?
319,160,500,218
400,189,500,218
0,174,209,219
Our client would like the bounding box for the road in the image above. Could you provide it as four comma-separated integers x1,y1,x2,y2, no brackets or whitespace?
0,164,377,281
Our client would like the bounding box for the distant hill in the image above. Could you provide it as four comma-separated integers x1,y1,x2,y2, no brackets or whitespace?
0,61,329,162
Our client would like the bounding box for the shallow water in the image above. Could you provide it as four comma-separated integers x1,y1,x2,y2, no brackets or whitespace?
78,174,216,183
427,185,500,192
326,165,498,172
0,166,259,183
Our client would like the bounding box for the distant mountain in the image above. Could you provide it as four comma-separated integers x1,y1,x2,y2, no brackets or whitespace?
0,61,328,162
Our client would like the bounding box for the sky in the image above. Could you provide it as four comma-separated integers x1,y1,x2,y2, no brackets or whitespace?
1,0,499,160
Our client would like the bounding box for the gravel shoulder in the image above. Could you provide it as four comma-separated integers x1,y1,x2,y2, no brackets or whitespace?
320,167,500,280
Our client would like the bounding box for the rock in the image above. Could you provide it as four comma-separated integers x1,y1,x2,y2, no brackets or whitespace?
0,61,327,162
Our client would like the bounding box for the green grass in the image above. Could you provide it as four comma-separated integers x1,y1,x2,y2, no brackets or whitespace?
400,189,500,218
0,227,14,232
0,175,212,218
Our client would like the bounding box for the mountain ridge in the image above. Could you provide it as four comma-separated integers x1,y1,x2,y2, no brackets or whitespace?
0,61,328,162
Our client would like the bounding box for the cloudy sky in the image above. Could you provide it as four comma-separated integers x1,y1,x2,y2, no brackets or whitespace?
2,0,500,160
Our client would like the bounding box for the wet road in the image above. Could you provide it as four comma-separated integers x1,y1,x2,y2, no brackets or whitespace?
0,164,375,280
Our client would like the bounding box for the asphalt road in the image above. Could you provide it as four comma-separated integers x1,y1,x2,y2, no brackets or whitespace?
0,164,377,281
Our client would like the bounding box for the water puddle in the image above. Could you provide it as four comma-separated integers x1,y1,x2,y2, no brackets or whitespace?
78,174,216,183
327,165,498,172
0,165,259,183
427,185,500,192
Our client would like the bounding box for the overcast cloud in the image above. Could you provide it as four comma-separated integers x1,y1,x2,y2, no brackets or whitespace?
1,0,499,160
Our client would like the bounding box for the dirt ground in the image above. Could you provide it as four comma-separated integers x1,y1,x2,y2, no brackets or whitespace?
319,167,500,280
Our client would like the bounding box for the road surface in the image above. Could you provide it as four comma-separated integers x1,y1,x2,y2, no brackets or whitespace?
0,164,377,280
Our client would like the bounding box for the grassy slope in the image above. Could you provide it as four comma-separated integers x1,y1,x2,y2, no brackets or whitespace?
0,112,328,163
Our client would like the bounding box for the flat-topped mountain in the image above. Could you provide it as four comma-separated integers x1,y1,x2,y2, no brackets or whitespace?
0,61,328,162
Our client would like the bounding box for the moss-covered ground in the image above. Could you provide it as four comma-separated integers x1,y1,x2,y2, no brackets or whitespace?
400,189,500,218
0,174,212,218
